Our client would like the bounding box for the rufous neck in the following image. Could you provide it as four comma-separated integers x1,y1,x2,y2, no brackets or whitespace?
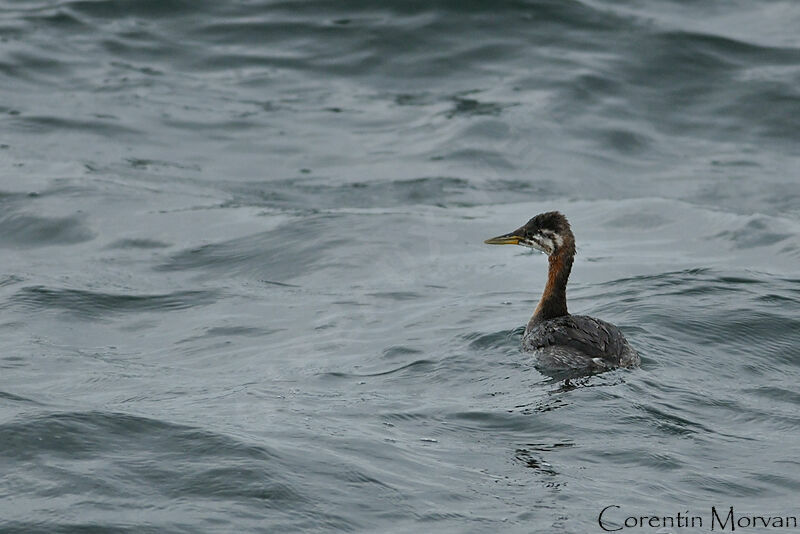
530,249,574,326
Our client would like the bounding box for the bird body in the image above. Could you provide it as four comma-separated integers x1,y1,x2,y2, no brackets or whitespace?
524,315,639,374
485,211,639,377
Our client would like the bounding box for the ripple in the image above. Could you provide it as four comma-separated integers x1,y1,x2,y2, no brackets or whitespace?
324,359,435,378
222,176,474,210
444,96,514,118
514,448,558,474
382,346,424,358
367,291,421,301
9,115,140,137
11,286,218,319
714,216,794,249
464,328,522,351
0,409,324,528
155,216,345,281
0,274,25,288
0,410,272,460
106,238,171,249
746,385,800,405
0,213,95,248
67,0,201,19
596,127,652,154
0,390,41,404
446,410,547,433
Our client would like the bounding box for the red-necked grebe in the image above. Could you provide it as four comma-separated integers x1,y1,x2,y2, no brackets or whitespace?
485,211,639,376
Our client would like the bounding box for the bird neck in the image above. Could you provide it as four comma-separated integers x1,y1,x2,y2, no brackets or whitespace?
529,246,574,328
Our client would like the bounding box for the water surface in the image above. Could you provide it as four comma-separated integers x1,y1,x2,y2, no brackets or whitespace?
1,0,800,532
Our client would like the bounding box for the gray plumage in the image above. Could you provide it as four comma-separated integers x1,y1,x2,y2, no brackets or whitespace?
485,211,640,378
524,315,640,375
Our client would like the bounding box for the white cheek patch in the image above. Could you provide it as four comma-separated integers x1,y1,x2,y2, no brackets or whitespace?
522,234,558,254
532,237,554,255
541,231,561,246
537,232,558,254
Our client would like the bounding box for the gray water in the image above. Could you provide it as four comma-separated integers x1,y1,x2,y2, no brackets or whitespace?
2,1,800,532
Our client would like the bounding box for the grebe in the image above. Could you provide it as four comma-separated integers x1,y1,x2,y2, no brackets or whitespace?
485,211,639,376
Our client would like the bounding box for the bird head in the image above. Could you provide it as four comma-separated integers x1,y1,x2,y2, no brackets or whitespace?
484,211,573,256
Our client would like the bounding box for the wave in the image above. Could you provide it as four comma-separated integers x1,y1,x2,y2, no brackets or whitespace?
10,286,219,319
0,213,95,248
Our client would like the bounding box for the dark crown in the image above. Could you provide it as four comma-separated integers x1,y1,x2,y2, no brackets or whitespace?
525,211,570,235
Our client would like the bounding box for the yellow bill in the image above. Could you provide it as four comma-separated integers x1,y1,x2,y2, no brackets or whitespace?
484,233,521,245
